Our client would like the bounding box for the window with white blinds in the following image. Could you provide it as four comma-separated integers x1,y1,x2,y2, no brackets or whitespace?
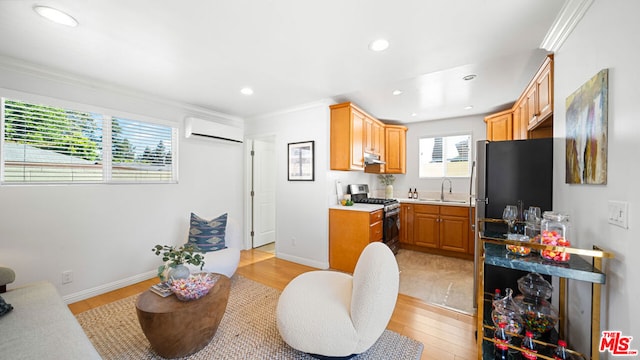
1,97,177,184
418,134,471,178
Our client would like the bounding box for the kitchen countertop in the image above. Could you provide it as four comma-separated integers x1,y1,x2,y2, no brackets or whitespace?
397,197,475,207
329,203,384,212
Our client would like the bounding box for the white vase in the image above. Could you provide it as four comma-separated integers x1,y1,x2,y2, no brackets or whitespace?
168,264,190,280
385,184,394,199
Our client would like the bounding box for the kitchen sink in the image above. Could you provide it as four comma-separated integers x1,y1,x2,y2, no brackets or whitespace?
418,198,468,204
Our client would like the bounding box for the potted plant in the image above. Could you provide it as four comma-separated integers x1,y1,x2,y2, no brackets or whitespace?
378,174,396,199
152,244,206,282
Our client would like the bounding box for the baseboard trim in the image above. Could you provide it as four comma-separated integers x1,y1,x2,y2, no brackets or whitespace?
62,270,156,304
277,252,328,270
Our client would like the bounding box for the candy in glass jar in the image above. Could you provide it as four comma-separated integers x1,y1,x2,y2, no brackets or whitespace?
540,212,571,263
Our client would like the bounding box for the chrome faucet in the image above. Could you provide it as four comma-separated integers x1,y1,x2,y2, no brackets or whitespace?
441,178,452,201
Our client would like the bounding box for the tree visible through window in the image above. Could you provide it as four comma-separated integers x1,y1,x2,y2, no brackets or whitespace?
1,98,176,184
419,134,471,178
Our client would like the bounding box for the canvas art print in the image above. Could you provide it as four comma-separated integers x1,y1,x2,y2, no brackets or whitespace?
565,69,608,185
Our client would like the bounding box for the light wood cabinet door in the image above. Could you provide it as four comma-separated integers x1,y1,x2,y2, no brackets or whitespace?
439,206,469,253
351,110,365,169
373,121,384,156
330,103,365,170
400,203,414,245
384,125,407,174
329,208,383,273
484,110,513,141
513,100,528,140
536,60,553,122
413,204,439,248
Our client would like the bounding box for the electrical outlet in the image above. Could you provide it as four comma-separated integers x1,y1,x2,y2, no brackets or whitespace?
608,201,629,229
62,270,73,284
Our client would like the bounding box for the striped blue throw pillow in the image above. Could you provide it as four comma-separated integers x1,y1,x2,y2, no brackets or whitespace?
187,212,228,252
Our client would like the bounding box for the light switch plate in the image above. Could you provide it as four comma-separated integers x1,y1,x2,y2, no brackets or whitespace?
608,200,629,229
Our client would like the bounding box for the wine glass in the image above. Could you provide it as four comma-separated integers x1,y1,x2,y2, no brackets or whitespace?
502,205,518,234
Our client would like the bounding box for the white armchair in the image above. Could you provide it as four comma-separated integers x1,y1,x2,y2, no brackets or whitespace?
187,217,241,278
276,242,399,358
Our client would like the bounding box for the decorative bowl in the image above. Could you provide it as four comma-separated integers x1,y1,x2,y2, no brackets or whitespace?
514,295,558,337
505,234,532,256
170,273,219,301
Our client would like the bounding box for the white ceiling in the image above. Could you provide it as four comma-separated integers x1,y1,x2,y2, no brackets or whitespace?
0,0,566,123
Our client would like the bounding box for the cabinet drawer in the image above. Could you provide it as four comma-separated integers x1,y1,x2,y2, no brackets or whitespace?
370,210,383,223
440,205,470,217
370,221,383,241
413,204,439,214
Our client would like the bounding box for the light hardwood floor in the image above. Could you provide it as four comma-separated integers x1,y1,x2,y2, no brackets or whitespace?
69,249,478,360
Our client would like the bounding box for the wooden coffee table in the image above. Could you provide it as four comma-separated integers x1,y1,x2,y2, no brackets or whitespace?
135,274,231,358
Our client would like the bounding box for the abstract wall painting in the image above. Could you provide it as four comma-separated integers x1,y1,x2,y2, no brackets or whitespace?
565,69,608,185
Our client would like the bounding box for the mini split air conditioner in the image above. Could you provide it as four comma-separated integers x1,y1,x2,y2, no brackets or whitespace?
184,117,244,144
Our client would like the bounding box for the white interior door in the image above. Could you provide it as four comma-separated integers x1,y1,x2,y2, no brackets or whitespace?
253,138,276,248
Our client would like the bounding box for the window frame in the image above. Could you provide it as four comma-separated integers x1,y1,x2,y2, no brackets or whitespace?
0,90,179,185
418,132,473,179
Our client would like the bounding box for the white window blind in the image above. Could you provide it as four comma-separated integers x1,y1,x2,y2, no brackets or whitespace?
1,97,177,184
418,134,471,178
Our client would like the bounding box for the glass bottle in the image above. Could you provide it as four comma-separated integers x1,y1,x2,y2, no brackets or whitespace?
521,331,538,359
540,212,571,262
408,188,413,199
553,340,570,360
412,188,418,199
493,322,510,360
493,289,502,302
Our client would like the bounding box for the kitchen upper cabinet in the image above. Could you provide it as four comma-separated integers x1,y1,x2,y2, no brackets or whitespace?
384,125,407,174
331,102,406,174
330,103,365,170
364,116,384,156
512,99,528,140
329,208,383,273
400,203,474,258
527,56,553,130
483,54,554,141
484,110,513,141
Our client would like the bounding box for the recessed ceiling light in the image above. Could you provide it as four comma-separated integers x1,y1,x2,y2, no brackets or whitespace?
392,89,403,96
464,105,474,110
240,87,254,95
369,39,389,52
411,113,417,117
33,6,78,27
462,74,477,81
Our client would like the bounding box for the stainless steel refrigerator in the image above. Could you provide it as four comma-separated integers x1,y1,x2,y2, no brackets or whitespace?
474,138,553,307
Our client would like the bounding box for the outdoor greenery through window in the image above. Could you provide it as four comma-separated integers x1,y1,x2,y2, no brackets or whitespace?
1,98,177,184
418,134,471,178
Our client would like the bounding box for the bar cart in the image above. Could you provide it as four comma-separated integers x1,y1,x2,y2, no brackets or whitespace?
476,218,614,360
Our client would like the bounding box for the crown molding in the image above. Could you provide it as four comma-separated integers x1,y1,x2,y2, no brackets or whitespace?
540,0,594,52
0,55,242,124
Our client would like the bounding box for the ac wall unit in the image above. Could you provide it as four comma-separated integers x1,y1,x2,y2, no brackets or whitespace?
184,117,244,144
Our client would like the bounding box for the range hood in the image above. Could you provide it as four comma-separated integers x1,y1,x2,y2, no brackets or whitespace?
364,153,386,165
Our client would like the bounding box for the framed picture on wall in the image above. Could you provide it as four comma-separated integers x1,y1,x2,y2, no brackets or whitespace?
288,141,314,181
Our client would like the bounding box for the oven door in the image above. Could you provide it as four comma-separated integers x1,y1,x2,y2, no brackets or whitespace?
383,207,400,254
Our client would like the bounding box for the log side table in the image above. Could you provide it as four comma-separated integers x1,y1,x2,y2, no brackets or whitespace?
135,274,231,359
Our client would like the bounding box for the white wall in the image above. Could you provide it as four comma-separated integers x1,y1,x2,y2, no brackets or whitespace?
391,115,487,198
553,0,640,355
0,64,245,302
245,102,332,269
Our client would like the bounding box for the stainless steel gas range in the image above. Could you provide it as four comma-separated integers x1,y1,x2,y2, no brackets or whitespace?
348,184,400,254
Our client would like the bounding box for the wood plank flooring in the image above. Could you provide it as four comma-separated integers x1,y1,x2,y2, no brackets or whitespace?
69,249,478,360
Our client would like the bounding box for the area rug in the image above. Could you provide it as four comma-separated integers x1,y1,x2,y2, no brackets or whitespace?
76,275,423,360
396,249,474,314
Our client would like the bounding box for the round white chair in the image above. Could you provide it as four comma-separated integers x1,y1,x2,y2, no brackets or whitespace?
276,242,399,358
187,218,241,278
